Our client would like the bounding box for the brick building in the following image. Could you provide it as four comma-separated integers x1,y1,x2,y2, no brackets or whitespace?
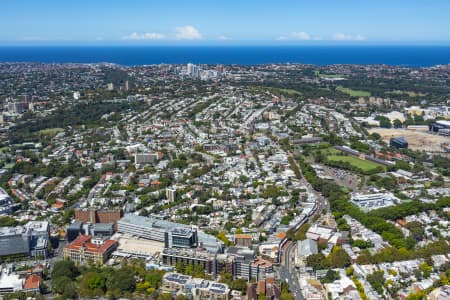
63,235,117,265
74,209,123,229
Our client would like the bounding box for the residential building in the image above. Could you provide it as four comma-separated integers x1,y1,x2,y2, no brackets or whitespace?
161,272,230,300
161,248,215,275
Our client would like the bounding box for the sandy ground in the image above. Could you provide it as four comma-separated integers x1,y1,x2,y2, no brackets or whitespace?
368,128,450,152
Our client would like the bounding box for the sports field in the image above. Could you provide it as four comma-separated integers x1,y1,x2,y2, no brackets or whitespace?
39,128,64,136
327,155,383,172
337,86,371,97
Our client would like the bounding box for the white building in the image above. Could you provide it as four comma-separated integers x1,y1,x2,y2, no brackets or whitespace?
350,192,397,211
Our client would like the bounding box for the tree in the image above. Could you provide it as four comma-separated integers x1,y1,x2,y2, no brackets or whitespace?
327,247,351,268
79,272,106,297
145,270,165,289
405,221,424,242
106,268,136,295
366,270,385,295
393,119,403,128
51,276,77,299
157,293,173,300
230,279,247,293
51,260,79,279
293,223,310,241
375,116,392,128
322,270,340,283
306,253,327,270
0,216,19,227
419,262,432,278
405,291,426,300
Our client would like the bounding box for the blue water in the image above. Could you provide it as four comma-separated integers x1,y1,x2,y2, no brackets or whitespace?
0,46,449,66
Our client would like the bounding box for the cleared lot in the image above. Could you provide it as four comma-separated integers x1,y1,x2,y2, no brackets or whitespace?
368,128,450,152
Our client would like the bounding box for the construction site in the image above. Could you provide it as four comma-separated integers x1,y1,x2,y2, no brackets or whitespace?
368,128,450,153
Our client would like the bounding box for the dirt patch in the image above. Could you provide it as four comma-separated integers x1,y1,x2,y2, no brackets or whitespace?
368,128,450,152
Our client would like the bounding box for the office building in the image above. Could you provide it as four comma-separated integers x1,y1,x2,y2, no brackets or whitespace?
0,221,50,259
93,223,114,238
166,187,176,202
67,221,84,242
350,192,396,211
0,227,30,259
7,102,27,115
25,221,50,259
118,214,199,249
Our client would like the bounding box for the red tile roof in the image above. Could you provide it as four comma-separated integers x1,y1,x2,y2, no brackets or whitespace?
65,235,117,254
24,274,41,290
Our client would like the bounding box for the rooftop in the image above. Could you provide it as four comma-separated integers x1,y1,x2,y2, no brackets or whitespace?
65,235,117,254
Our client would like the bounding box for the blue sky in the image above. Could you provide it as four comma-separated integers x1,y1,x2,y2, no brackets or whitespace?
1,0,450,45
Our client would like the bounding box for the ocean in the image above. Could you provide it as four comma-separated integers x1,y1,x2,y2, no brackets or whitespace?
0,45,449,67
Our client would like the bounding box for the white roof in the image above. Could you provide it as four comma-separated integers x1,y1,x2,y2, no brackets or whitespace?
0,272,23,290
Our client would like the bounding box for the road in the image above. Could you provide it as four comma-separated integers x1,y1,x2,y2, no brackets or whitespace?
279,241,303,300
287,149,330,215
276,149,331,299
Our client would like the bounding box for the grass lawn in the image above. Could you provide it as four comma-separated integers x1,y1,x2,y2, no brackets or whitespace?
315,71,344,79
386,90,425,97
277,88,302,96
327,155,383,172
4,163,15,169
39,128,64,136
337,86,371,97
250,86,302,96
319,147,341,155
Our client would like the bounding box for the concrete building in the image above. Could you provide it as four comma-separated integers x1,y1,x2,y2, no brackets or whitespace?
134,153,161,165
0,221,50,259
118,214,199,249
0,188,15,215
166,187,177,202
161,248,215,275
226,247,273,281
0,227,29,259
390,137,408,149
0,268,23,294
25,221,50,259
350,192,396,211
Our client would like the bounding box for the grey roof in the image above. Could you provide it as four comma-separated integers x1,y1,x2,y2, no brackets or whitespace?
0,231,29,256
298,239,318,257
94,223,114,231
68,221,83,230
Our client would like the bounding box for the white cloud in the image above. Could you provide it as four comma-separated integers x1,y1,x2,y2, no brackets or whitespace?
278,31,311,41
333,33,366,41
217,35,232,40
290,31,311,40
175,25,202,40
123,32,166,40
